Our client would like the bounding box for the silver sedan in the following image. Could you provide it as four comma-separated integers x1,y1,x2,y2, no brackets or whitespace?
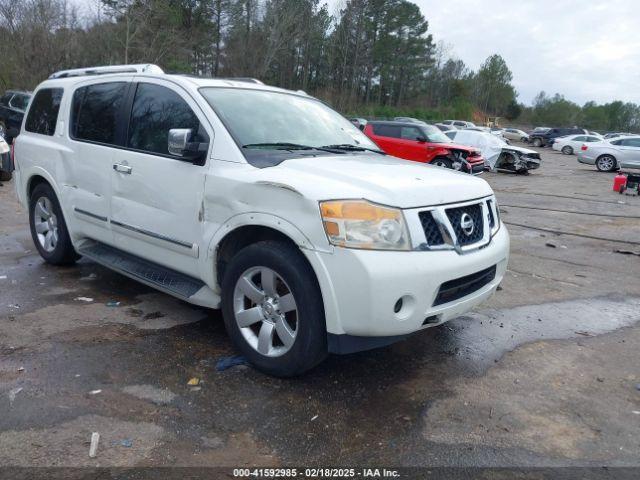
577,136,640,171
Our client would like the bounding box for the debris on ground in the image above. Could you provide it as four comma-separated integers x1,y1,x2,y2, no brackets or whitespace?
106,300,121,307
143,311,165,320
118,439,133,448
0,275,6,280
216,355,248,371
17,366,24,372
88,389,102,395
75,297,94,303
187,377,200,386
79,273,98,281
545,243,557,248
8,387,23,406
575,331,594,337
89,432,100,458
311,415,319,421
636,384,640,391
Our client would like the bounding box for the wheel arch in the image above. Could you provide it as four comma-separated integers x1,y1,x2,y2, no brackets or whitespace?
206,214,341,335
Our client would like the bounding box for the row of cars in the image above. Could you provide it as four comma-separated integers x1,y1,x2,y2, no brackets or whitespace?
351,117,541,175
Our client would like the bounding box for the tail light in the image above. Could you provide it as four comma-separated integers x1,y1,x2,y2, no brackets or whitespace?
581,144,588,151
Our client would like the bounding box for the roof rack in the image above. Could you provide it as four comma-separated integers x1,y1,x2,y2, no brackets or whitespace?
221,77,264,85
49,64,164,79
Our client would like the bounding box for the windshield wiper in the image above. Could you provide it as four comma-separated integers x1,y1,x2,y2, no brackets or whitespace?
243,142,316,150
319,144,386,155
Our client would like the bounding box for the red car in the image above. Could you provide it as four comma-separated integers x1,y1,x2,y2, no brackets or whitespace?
364,121,486,174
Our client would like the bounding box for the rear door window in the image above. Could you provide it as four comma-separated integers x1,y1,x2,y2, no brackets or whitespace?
10,94,30,111
127,83,205,157
71,82,129,145
372,124,401,138
25,88,64,136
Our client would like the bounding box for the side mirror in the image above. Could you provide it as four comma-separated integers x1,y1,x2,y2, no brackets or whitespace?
416,136,427,143
168,128,208,161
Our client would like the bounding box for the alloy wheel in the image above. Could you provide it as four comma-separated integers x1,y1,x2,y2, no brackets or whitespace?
597,156,615,171
33,197,59,253
233,266,298,357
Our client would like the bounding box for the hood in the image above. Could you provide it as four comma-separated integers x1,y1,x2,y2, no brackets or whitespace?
503,145,538,156
257,153,493,209
446,142,479,153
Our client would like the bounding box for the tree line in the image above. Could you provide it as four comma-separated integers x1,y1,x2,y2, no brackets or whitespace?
0,0,637,132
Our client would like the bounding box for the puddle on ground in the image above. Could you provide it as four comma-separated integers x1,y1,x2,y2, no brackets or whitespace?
432,295,640,373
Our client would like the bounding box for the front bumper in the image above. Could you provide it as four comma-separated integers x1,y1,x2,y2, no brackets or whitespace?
306,225,509,342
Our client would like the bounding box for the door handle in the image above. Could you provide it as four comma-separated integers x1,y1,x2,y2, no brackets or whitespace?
113,163,132,174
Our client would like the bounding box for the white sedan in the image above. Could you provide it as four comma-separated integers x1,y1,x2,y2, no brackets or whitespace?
552,134,602,155
578,136,640,171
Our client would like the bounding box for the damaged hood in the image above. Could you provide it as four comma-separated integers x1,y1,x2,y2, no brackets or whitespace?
259,153,493,208
502,145,539,157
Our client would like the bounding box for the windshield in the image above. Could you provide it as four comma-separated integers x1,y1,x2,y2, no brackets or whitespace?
200,87,377,157
420,124,451,143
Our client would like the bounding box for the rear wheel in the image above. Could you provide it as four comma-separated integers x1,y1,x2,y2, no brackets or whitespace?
595,155,616,172
29,183,79,265
561,146,573,155
0,170,11,181
520,137,528,143
221,241,327,377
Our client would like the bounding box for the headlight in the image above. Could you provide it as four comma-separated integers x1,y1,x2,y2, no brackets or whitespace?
320,200,411,250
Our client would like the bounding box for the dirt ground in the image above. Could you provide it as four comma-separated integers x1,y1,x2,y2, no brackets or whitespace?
1,146,639,473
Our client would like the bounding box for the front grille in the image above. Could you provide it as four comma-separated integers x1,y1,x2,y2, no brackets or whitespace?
445,203,484,246
433,265,497,306
418,211,444,246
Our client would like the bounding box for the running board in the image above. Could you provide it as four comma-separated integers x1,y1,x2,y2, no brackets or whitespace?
78,242,220,308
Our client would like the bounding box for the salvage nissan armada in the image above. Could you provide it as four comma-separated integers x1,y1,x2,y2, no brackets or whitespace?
13,64,509,376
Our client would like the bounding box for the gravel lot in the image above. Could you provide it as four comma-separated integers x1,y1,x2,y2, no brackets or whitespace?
1,146,639,470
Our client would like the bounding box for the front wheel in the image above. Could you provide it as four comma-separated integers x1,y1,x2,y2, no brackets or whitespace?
0,170,11,181
561,146,573,155
532,138,543,147
29,183,79,265
221,241,327,377
595,155,617,172
431,157,454,169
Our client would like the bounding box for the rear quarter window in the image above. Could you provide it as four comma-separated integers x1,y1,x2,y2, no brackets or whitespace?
372,124,401,138
25,88,64,136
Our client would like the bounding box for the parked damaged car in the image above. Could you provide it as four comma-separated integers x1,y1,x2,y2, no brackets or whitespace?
364,121,486,174
447,130,541,173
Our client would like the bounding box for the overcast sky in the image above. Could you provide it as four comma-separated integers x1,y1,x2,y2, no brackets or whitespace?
325,0,640,106
74,0,639,106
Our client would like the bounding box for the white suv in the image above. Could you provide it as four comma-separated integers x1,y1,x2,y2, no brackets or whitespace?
14,64,509,376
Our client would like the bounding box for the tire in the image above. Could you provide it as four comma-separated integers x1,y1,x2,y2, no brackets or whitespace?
431,157,454,169
532,138,543,147
561,146,573,155
29,183,79,265
521,137,528,143
0,121,6,140
221,240,327,377
595,155,617,172
0,170,11,181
